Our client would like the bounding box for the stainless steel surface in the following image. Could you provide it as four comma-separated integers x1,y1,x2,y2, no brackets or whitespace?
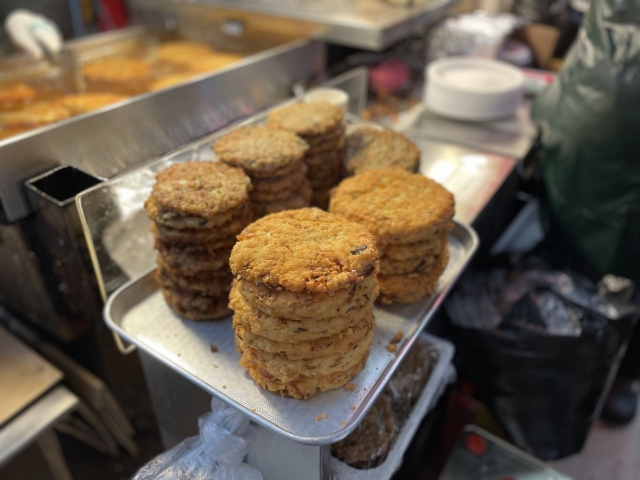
397,101,537,160
2,166,106,341
332,335,454,479
134,0,455,51
77,68,368,302
103,222,477,445
411,138,518,225
248,427,332,480
0,386,78,466
0,31,325,222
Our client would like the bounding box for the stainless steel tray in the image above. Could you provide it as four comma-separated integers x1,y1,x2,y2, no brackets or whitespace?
331,334,455,479
104,222,477,445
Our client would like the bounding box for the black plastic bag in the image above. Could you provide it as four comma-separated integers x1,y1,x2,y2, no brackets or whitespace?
532,0,640,284
446,269,637,459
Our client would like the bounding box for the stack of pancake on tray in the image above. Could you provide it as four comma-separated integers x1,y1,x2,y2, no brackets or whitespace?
229,208,380,399
343,127,421,176
145,161,252,320
213,125,312,218
330,168,455,304
267,102,345,210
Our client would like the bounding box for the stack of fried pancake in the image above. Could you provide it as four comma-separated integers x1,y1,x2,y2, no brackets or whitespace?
267,102,345,210
229,208,379,399
144,161,252,321
330,168,454,304
343,127,421,176
213,125,312,218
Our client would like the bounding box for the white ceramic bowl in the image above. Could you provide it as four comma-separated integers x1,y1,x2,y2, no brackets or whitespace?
425,57,525,122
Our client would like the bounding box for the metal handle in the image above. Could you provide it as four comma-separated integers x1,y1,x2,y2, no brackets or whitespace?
112,331,136,355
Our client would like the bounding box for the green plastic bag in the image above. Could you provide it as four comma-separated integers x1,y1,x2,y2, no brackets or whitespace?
532,0,640,282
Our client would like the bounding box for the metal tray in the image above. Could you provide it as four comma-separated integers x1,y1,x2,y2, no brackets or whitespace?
331,334,455,479
104,222,477,445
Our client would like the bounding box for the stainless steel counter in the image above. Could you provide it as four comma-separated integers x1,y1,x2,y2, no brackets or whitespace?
396,101,537,160
132,0,456,51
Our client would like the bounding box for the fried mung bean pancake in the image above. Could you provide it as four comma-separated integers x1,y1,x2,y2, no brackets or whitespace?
329,168,455,246
238,327,373,382
379,229,449,261
161,284,232,321
214,126,308,176
82,58,150,84
378,245,450,305
157,41,213,66
230,208,378,293
151,208,251,244
251,161,308,193
146,196,249,230
156,267,232,297
343,127,420,176
229,283,374,341
235,316,373,360
147,161,251,219
379,253,437,275
0,83,36,111
267,101,344,137
157,244,233,276
239,352,368,399
250,178,312,218
1,101,71,128
58,93,128,115
152,225,237,250
237,275,378,321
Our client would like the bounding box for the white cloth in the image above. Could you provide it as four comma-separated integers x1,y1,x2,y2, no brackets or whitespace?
5,9,62,59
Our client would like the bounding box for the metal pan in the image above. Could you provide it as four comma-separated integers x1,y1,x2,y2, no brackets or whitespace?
103,221,477,445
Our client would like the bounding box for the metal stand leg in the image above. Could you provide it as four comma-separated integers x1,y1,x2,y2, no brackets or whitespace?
138,351,211,449
36,429,73,480
246,425,332,480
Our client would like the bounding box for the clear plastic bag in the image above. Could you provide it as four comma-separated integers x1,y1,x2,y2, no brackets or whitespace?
133,397,263,480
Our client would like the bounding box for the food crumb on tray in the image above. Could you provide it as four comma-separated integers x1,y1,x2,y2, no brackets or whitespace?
350,405,356,410
387,344,398,353
222,385,227,389
315,412,329,422
212,364,218,368
341,420,346,426
210,344,219,352
344,383,356,392
389,331,404,344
